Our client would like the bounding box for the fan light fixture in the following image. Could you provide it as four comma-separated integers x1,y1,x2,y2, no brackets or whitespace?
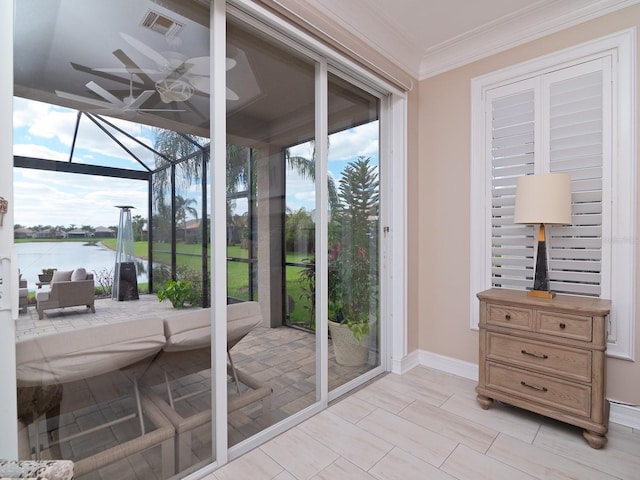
156,78,194,103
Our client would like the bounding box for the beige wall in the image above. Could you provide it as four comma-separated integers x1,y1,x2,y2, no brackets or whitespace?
406,84,421,353
415,5,640,404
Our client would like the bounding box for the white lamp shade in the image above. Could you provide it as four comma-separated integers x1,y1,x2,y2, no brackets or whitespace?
514,173,572,225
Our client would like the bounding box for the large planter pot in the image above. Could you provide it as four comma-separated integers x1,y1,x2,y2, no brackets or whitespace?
328,320,369,367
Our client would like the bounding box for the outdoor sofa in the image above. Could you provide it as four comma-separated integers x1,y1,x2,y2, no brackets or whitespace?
35,268,95,319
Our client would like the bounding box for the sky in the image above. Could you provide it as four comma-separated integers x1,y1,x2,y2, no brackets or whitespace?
12,97,379,228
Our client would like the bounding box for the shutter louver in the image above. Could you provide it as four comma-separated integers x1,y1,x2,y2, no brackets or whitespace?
490,90,535,290
549,70,603,296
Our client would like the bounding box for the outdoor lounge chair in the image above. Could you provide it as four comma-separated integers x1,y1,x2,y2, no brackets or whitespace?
15,317,175,478
143,302,271,472
35,268,95,320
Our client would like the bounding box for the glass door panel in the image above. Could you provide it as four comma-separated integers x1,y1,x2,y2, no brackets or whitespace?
327,72,381,389
13,0,213,477
226,18,318,447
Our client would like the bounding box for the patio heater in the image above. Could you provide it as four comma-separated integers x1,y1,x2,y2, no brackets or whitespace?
113,205,139,301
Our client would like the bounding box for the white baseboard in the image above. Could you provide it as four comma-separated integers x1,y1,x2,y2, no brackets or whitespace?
409,348,640,430
609,401,640,430
418,349,478,381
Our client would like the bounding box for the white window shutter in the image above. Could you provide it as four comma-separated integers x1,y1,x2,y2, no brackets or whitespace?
489,88,535,290
547,62,606,296
488,60,607,298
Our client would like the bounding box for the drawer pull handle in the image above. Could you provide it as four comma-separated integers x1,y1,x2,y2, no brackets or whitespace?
505,314,511,320
521,381,548,392
521,349,548,359
559,322,566,329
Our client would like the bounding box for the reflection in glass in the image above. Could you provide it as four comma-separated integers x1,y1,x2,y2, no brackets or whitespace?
226,18,317,447
327,73,381,387
14,0,213,477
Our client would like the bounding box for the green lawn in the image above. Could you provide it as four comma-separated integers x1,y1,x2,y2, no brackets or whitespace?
30,238,315,327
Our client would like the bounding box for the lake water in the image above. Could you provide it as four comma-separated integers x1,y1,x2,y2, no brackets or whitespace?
16,242,150,292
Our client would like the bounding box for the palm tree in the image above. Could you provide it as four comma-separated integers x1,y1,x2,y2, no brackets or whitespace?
285,147,339,213
175,195,198,228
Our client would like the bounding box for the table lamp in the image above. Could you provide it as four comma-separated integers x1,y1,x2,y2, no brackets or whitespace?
514,173,572,298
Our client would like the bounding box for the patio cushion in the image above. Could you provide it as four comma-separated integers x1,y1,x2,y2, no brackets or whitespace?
161,302,263,352
162,308,210,352
16,317,166,386
50,270,72,283
70,267,87,281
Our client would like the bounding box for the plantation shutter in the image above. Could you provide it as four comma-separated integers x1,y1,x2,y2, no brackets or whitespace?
489,86,536,290
488,59,608,297
547,61,607,296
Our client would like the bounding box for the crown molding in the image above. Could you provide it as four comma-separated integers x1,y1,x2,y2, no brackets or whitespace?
419,0,640,79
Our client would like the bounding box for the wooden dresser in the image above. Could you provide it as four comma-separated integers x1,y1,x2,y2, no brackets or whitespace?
475,288,611,448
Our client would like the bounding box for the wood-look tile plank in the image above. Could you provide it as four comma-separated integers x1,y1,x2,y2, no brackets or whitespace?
441,393,541,443
441,444,538,480
533,420,640,480
328,394,377,424
299,410,393,470
357,408,458,467
212,448,283,480
399,399,498,453
311,457,376,480
488,432,620,479
260,427,339,480
369,447,457,480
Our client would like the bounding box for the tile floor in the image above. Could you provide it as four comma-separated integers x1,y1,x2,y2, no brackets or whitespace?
207,366,640,480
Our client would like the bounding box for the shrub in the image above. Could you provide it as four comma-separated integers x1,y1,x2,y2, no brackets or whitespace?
157,279,199,308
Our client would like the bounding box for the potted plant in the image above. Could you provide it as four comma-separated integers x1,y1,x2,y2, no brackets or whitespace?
157,279,199,308
38,268,57,283
327,241,377,366
327,157,379,366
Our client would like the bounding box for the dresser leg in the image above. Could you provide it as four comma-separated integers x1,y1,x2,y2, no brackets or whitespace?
583,430,607,449
476,394,493,410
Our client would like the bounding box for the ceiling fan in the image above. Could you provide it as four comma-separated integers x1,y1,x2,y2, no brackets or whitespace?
115,32,239,102
55,75,184,114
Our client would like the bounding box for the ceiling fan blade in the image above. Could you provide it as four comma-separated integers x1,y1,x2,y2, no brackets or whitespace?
112,49,156,87
185,56,209,76
226,87,240,101
55,90,116,109
189,75,209,94
86,81,124,106
126,90,155,109
94,67,160,75
71,62,130,85
120,32,171,70
137,108,187,112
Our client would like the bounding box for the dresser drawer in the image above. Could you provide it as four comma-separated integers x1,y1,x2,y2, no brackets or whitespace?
487,333,592,382
486,363,591,418
536,311,592,342
487,304,532,330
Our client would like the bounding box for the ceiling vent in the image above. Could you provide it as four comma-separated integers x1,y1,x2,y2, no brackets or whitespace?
141,10,183,37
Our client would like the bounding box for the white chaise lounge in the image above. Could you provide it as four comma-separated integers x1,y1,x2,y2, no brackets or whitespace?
144,302,271,472
15,317,175,477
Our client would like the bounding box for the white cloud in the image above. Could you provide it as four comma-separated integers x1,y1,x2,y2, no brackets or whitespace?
328,121,379,162
14,170,147,228
13,98,156,170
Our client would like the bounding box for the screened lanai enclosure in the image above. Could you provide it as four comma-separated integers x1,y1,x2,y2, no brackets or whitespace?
11,0,385,478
